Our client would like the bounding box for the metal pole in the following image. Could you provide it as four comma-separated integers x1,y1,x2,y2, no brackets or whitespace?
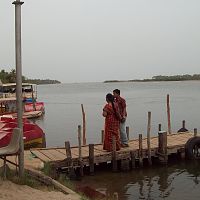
12,0,24,178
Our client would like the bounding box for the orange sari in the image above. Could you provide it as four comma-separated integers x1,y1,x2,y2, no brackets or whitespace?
103,103,121,151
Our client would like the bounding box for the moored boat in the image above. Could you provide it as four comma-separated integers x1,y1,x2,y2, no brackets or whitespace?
0,83,45,119
0,116,46,149
0,97,44,119
0,83,37,99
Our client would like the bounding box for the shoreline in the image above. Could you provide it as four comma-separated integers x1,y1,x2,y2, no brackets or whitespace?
104,79,200,83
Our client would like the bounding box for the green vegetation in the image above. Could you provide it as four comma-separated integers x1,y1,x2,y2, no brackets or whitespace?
104,74,200,83
0,166,52,190
42,163,90,199
151,74,200,81
0,69,61,85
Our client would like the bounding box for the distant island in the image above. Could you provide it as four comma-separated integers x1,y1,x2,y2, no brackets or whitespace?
0,69,61,85
104,74,200,83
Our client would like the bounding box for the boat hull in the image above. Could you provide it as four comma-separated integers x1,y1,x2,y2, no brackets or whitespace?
0,117,46,149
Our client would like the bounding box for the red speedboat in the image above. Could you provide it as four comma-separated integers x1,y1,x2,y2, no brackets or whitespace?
0,116,46,149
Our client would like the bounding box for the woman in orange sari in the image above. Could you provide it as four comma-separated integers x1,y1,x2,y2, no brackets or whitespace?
102,93,121,151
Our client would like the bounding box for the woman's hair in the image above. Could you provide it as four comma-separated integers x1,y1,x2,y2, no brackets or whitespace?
106,93,118,118
106,93,114,103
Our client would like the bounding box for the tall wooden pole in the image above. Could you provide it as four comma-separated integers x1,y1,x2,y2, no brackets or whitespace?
167,94,172,134
147,112,152,165
12,0,24,178
31,85,36,111
81,104,86,145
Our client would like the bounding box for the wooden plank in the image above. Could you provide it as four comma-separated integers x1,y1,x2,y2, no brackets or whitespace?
37,150,60,161
57,147,89,158
30,150,52,162
93,148,109,156
43,149,66,160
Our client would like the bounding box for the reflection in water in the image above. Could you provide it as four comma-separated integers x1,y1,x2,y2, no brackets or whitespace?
77,161,200,200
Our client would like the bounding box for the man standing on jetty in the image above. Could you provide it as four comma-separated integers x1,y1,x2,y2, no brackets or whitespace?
113,89,129,147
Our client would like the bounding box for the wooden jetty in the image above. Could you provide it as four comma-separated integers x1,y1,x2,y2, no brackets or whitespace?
27,129,198,176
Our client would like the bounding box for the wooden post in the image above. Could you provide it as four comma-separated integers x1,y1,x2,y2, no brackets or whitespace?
182,120,186,129
78,125,83,176
138,134,143,167
65,141,75,179
126,126,130,140
179,148,185,159
158,131,168,164
167,94,172,134
113,192,119,200
81,104,86,145
112,135,117,172
147,112,152,166
31,84,36,111
158,124,162,132
130,151,136,169
194,128,197,137
101,130,104,144
89,144,94,175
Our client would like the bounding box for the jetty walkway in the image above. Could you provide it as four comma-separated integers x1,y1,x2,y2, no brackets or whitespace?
13,131,197,175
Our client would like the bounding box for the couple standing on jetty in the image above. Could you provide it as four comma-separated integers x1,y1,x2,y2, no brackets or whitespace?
103,89,129,152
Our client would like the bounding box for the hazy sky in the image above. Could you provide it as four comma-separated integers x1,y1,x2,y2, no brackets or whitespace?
1,0,200,83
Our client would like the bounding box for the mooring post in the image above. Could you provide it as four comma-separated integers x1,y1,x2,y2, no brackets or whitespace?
81,104,86,145
182,120,186,129
65,141,75,179
101,130,104,144
89,144,94,175
106,191,112,200
78,125,84,176
194,128,197,137
167,94,172,134
126,126,130,140
139,134,143,167
158,131,168,164
112,135,118,172
147,112,152,166
130,150,136,169
113,192,119,200
158,124,162,132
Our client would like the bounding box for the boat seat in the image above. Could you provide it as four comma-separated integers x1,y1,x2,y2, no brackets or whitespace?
0,128,20,179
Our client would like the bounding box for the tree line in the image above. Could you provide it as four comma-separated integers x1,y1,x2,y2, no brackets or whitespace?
104,74,200,83
0,69,61,85
151,74,200,81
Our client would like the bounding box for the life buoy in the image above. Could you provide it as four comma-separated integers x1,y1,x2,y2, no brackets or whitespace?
185,137,200,159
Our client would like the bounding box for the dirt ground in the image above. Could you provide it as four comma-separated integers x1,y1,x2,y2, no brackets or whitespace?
0,179,81,200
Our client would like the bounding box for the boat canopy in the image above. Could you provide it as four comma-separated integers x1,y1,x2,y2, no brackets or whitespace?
0,83,37,99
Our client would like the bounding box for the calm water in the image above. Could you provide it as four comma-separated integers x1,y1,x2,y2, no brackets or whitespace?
78,160,200,200
34,81,200,199
36,81,200,147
